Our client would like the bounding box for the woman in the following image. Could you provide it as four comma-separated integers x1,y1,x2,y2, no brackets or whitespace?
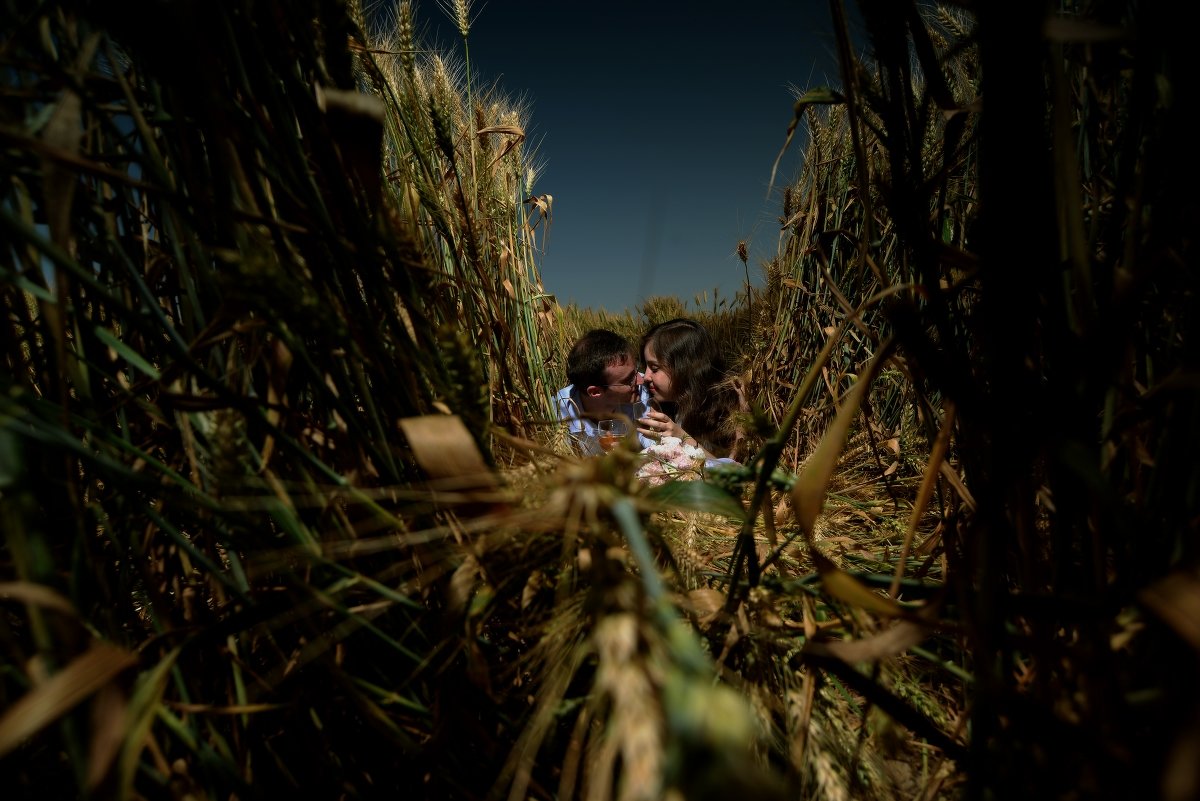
636,317,745,460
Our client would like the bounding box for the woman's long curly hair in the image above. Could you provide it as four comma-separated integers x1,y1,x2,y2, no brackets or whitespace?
640,318,742,458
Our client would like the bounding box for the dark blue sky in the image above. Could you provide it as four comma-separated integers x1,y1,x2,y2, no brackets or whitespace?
402,1,847,312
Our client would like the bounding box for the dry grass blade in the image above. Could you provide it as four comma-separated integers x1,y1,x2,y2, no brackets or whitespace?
0,643,136,757
0,581,78,616
889,401,956,597
116,648,180,800
792,339,894,536
767,86,844,201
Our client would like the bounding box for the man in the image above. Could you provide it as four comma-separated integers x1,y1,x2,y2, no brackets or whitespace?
556,329,654,455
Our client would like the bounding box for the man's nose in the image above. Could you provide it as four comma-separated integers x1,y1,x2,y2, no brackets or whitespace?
634,372,645,385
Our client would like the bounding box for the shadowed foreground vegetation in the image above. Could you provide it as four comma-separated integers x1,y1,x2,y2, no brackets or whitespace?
2,1,1197,799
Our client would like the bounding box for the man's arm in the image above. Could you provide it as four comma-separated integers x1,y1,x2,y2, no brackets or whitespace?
557,387,602,456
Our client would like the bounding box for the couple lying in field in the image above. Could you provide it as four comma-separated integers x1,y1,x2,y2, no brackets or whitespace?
555,318,746,465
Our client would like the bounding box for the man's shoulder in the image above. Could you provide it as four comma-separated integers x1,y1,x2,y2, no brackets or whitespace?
556,385,580,419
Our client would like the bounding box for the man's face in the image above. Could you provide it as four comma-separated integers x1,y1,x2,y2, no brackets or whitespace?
586,354,641,413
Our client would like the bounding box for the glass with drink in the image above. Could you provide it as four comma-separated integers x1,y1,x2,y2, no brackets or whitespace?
596,419,627,452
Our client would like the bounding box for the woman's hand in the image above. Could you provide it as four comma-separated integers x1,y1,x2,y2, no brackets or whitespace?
638,409,686,441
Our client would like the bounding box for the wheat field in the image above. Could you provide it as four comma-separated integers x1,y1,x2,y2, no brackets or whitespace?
1,1,1196,800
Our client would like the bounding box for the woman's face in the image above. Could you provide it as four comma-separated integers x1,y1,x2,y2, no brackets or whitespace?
642,344,676,402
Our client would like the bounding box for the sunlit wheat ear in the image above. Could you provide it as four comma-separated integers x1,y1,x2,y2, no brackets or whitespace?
590,613,663,801
805,701,858,801
428,55,466,142
428,93,456,164
438,0,472,39
396,0,417,84
934,5,973,42
210,408,249,498
810,739,850,801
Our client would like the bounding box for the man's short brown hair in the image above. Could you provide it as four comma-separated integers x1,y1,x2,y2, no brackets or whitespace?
566,329,634,389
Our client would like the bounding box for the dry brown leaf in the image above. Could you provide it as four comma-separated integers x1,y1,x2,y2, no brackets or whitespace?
772,495,791,528
891,402,956,597
939,461,975,510
805,619,930,663
1139,571,1200,651
261,336,293,468
448,554,481,614
86,683,128,789
398,414,495,487
525,194,552,218
476,124,524,137
480,125,523,172
1163,720,1200,801
684,589,726,625
915,522,945,557
801,595,817,639
0,642,137,757
315,85,385,201
521,570,545,611
315,85,385,120
792,344,892,534
0,581,78,616
817,558,907,619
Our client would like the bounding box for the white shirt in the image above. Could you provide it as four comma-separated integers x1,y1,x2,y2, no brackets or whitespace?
555,384,654,455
